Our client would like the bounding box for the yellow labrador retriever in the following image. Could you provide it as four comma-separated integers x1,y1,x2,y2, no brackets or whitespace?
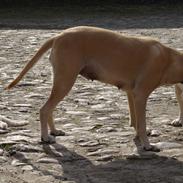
6,26,183,151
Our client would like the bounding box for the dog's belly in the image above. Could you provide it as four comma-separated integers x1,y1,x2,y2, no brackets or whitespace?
80,64,134,91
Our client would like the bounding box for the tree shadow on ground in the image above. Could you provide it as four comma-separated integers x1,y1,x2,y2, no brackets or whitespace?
41,143,183,183
0,6,183,30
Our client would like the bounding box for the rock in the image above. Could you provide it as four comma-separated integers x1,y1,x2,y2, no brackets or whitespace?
0,115,29,127
25,93,44,99
0,140,17,147
4,135,33,143
78,140,100,147
36,157,58,164
110,113,121,119
22,165,33,171
0,129,9,134
11,144,43,153
153,142,183,150
9,130,32,136
150,130,161,137
0,148,3,156
0,156,7,163
65,110,87,115
126,151,158,160
105,127,117,132
11,159,26,166
0,121,8,130
89,124,103,132
87,148,119,156
96,155,113,161
13,104,32,108
169,118,182,127
91,104,106,109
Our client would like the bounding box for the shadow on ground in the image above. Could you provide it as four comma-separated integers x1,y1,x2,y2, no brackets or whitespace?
33,143,183,183
0,5,183,30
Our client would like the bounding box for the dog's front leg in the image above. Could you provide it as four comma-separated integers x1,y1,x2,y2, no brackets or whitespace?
127,92,136,128
171,84,183,127
133,92,160,152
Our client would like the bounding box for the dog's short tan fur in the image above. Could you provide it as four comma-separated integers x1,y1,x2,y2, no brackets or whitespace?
6,26,183,151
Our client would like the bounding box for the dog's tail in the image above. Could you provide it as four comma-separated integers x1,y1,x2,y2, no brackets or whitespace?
5,37,54,90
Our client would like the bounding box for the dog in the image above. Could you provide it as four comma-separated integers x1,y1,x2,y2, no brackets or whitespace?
6,26,183,151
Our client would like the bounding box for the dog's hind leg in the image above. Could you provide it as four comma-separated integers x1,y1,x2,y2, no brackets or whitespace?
40,76,77,143
40,52,81,143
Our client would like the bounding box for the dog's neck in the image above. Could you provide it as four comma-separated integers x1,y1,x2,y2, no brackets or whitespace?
162,48,183,85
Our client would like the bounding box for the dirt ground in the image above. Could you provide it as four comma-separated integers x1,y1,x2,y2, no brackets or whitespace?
1,9,183,183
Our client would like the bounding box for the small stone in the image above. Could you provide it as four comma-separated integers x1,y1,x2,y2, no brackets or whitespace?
4,135,32,143
110,113,121,119
0,121,8,130
153,142,182,150
0,140,17,147
36,157,58,164
0,115,29,127
22,165,33,171
13,104,32,108
91,104,106,109
65,111,87,115
96,155,113,161
11,159,26,166
0,129,9,134
150,130,161,137
106,127,117,132
0,148,3,156
11,144,43,153
97,117,110,120
126,152,158,160
0,156,7,163
169,119,182,127
78,140,100,147
25,93,44,99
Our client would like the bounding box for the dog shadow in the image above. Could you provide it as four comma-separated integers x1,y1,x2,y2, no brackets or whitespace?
41,143,183,183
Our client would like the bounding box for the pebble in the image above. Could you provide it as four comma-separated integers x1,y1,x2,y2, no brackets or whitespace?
25,93,44,98
91,104,106,109
78,140,100,147
11,159,26,166
96,155,113,161
13,104,32,108
0,157,7,164
126,151,158,160
4,135,32,143
153,142,183,150
65,110,87,115
0,121,8,130
0,148,3,156
0,115,29,127
110,113,121,119
36,158,58,164
11,144,43,153
87,148,119,156
21,165,33,171
150,130,161,137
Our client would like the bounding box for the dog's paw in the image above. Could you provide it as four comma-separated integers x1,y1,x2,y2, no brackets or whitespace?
41,135,56,144
143,145,160,152
50,129,65,136
169,118,182,127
